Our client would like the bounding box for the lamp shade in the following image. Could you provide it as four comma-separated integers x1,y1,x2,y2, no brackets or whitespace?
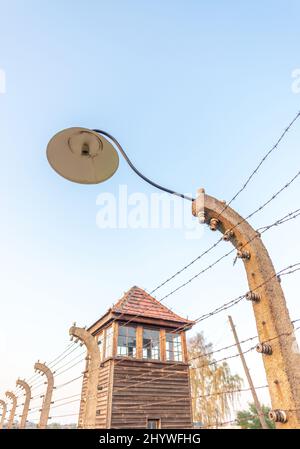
46,127,119,184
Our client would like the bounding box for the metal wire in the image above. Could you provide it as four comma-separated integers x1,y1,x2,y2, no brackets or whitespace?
113,325,300,394
125,385,269,410
157,172,300,302
214,111,300,221
107,200,300,365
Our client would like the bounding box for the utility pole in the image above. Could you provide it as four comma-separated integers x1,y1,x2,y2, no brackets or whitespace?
0,400,7,429
228,315,268,429
193,188,300,429
16,379,31,429
69,324,100,429
5,391,17,429
34,361,54,429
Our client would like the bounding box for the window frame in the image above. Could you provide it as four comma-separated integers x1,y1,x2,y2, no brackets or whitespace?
146,418,161,429
104,325,114,359
142,327,160,360
117,325,137,358
165,332,183,362
98,331,104,361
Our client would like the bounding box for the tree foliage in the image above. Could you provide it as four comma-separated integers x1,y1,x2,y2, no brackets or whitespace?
236,402,275,429
188,332,243,427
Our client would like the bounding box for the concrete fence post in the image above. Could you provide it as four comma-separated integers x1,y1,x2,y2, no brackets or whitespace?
5,391,17,429
16,379,31,429
0,400,7,429
34,362,54,429
69,325,100,429
193,189,300,429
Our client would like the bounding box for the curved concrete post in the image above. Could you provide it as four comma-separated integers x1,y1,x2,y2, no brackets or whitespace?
16,379,31,429
0,400,7,429
69,325,100,429
5,391,17,429
34,362,54,429
193,189,300,428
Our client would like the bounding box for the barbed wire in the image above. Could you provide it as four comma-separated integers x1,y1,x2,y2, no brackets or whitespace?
2,112,300,425
112,323,300,394
52,393,81,403
50,398,81,410
47,342,77,368
110,208,300,371
54,375,84,390
4,197,300,422
105,174,300,352
54,358,86,378
2,264,299,420
6,177,299,400
201,407,300,428
158,172,300,303
49,413,79,419
58,262,299,397
71,313,300,403
150,112,300,295
213,111,300,220
125,385,269,410
20,342,78,390
53,351,86,375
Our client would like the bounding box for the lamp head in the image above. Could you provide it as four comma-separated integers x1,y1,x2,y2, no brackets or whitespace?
46,127,119,184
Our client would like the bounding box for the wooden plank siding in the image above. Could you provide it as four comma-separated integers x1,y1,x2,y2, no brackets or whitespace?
109,359,192,429
95,360,112,428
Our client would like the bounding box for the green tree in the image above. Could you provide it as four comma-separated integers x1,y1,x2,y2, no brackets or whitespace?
236,402,275,429
188,332,243,427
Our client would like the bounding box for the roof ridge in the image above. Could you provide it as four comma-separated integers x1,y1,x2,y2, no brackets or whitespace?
118,288,135,312
112,285,194,325
141,288,189,321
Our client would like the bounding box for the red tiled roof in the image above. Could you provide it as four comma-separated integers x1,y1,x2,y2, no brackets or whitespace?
111,286,194,326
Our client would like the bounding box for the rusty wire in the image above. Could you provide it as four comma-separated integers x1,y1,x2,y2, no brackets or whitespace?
112,324,300,394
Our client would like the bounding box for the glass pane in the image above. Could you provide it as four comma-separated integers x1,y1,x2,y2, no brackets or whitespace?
98,333,104,360
105,326,113,357
166,332,182,361
147,419,159,429
143,329,160,360
119,327,127,336
117,326,136,357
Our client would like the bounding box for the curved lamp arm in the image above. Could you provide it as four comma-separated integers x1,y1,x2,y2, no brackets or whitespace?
93,129,195,202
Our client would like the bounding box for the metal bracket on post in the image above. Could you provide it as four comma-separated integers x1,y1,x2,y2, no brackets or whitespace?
69,325,100,429
192,189,300,429
195,188,206,224
34,362,54,429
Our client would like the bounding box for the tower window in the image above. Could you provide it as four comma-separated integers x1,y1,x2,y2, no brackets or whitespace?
166,333,182,361
117,326,136,357
98,332,104,360
105,326,113,358
147,418,160,429
143,329,160,360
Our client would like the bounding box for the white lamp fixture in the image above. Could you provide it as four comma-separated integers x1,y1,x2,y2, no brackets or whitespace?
46,127,119,184
46,127,194,201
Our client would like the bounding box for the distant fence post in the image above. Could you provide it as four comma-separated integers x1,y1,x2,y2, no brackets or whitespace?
69,324,100,429
0,400,7,429
5,391,17,429
34,362,54,429
16,379,31,429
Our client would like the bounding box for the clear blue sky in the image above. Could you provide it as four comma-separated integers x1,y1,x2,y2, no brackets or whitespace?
0,0,299,423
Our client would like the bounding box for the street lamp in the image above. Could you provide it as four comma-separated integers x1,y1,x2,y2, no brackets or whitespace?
46,127,194,201
46,126,300,428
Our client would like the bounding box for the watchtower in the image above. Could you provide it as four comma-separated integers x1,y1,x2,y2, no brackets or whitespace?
78,286,194,429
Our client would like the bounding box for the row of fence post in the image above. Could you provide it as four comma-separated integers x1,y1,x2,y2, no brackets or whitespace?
0,324,100,429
